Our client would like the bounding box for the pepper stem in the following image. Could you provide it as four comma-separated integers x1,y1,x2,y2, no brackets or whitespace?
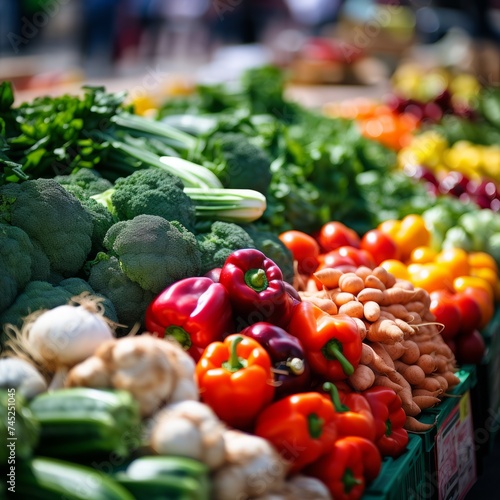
343,468,362,494
165,326,192,350
286,357,305,376
222,336,247,373
322,339,355,376
323,382,350,413
307,413,324,439
385,418,392,437
244,268,268,292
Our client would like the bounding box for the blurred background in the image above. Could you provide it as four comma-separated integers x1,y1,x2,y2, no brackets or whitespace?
1,0,500,98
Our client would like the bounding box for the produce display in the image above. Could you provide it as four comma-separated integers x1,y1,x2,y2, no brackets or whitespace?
1,66,499,499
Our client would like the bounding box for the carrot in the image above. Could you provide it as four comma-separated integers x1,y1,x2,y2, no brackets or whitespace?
370,342,396,370
332,291,356,306
387,371,420,416
394,361,426,386
381,304,413,322
416,354,436,375
412,395,441,409
363,301,381,322
374,375,403,393
372,266,395,288
402,400,422,417
381,288,417,306
393,279,414,291
364,275,386,291
414,377,443,393
413,341,437,355
306,278,320,293
383,342,406,361
442,371,461,388
400,340,420,364
357,287,385,304
431,375,449,392
348,364,376,391
412,388,442,398
366,318,404,344
313,268,343,289
405,301,425,313
394,318,416,338
302,296,338,315
352,317,367,340
339,301,364,319
405,416,436,432
339,273,365,295
406,312,423,325
361,343,395,375
354,266,373,281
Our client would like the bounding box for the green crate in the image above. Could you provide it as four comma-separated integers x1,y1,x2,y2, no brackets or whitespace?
363,434,425,500
411,367,476,498
486,328,500,451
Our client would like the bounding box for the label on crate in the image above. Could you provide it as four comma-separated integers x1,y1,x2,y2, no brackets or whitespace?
435,391,476,500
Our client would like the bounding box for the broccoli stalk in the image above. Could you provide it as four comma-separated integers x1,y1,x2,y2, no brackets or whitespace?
92,185,267,225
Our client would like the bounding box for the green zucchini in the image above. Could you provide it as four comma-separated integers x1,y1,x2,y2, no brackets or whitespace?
29,388,141,459
116,456,211,500
16,457,135,499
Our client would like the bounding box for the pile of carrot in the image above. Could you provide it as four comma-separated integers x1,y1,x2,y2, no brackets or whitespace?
299,265,460,431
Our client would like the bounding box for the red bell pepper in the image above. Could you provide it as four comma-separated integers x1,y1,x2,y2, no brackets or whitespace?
288,301,362,380
254,391,337,474
219,249,297,329
323,382,376,441
305,436,382,500
195,334,275,430
362,386,409,458
145,276,234,361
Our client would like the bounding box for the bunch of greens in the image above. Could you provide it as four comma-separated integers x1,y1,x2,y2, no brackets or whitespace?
159,66,396,235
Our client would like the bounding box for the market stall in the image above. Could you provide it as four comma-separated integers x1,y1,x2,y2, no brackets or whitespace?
1,62,500,500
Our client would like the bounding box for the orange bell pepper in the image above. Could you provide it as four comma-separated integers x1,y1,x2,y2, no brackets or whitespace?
254,391,338,474
288,302,362,381
195,334,274,430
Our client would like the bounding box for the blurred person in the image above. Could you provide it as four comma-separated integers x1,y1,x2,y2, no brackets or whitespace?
80,0,121,75
286,0,343,35
136,0,210,60
0,0,20,55
206,0,292,46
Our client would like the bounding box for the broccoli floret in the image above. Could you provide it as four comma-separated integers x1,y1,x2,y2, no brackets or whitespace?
0,278,118,338
59,184,116,256
196,221,255,274
54,168,113,196
244,225,295,284
204,132,272,194
0,179,93,277
29,239,51,282
103,215,202,294
0,224,33,313
110,169,196,230
87,253,155,327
